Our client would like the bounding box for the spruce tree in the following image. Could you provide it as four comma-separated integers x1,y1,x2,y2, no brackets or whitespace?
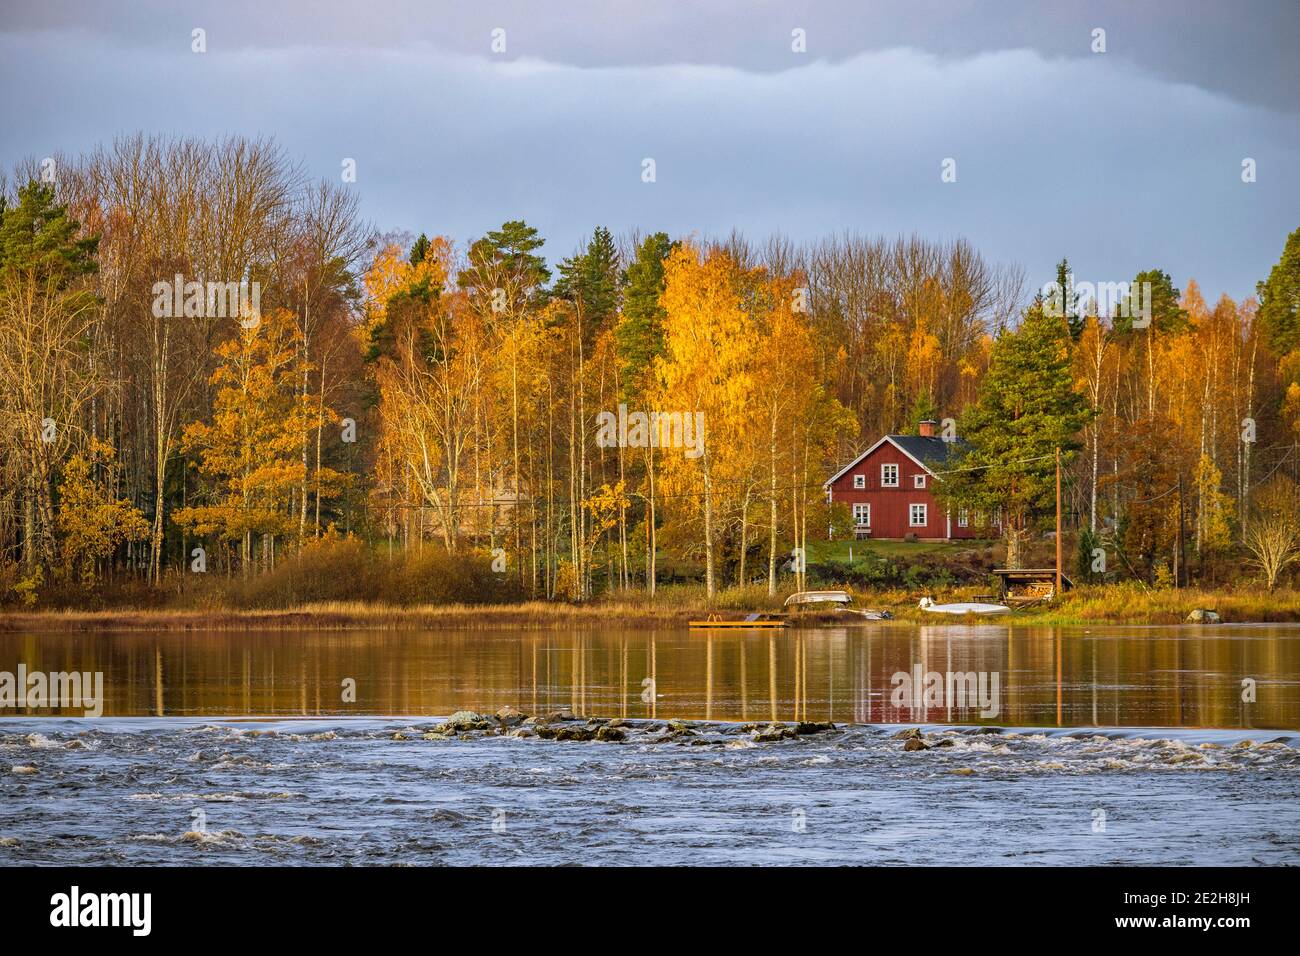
614,231,673,393
1257,227,1300,355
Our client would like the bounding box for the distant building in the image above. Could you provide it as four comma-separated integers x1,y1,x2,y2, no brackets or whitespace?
823,419,993,541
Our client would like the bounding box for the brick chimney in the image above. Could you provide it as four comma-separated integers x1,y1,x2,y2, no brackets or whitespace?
918,419,937,438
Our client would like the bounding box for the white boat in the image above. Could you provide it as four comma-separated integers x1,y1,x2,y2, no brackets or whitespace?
784,590,892,620
783,590,853,607
918,597,1011,615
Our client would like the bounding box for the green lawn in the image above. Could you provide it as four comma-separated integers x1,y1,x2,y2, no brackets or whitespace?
804,537,987,563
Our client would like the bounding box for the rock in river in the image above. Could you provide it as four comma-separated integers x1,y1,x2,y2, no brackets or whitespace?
754,723,797,742
796,721,836,735
496,705,524,725
446,710,493,731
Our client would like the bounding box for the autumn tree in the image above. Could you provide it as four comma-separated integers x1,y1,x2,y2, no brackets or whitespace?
173,309,315,574
655,244,755,599
1243,477,1300,591
0,181,100,573
56,441,150,586
939,299,1090,568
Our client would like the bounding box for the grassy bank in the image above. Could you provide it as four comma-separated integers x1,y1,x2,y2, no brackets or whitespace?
3,582,1299,631
0,601,704,633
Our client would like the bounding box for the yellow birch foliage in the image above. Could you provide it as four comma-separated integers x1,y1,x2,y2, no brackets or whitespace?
56,440,150,585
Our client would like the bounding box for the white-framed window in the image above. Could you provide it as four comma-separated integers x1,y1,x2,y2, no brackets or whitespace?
881,463,899,487
852,503,870,526
853,474,865,489
957,508,969,528
909,503,927,527
913,474,926,489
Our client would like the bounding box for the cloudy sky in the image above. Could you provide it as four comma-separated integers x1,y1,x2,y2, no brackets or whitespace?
2,0,1297,299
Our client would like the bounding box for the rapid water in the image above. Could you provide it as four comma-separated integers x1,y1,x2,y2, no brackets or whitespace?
2,717,1297,865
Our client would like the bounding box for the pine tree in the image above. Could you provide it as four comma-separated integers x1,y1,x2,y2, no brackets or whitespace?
0,181,99,283
474,219,551,307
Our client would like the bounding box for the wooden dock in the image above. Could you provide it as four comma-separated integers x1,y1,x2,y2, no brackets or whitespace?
688,616,788,629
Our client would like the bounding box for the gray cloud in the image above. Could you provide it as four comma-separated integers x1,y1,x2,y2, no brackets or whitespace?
7,0,1298,111
1,1,1296,299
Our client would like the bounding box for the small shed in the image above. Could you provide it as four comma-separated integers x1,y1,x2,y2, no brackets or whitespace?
991,568,1073,605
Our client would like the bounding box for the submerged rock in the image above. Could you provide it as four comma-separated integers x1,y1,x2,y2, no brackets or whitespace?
903,737,930,752
535,724,599,742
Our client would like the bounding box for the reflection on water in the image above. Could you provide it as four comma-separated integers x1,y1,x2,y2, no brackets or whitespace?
2,624,1299,729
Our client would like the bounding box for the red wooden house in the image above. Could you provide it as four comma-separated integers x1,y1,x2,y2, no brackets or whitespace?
824,419,988,541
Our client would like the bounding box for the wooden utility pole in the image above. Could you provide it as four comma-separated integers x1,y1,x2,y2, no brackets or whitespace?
1175,472,1185,588
1055,446,1063,597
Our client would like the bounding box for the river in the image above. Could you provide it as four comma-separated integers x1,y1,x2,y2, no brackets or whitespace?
2,623,1298,865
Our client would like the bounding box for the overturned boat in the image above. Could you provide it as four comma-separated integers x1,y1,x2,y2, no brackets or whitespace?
918,596,1011,615
783,590,892,620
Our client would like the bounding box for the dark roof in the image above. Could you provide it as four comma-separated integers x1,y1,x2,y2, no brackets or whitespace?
889,435,969,475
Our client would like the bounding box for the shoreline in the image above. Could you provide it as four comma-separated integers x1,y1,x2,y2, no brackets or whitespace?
0,602,705,633
3,594,1299,631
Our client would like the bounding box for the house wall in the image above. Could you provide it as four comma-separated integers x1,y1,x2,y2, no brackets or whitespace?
826,441,978,540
